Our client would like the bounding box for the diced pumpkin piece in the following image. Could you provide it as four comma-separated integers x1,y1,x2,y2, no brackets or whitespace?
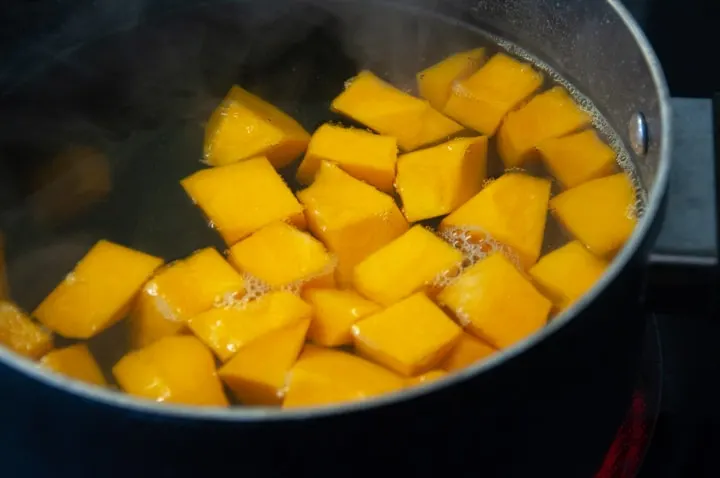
407,369,448,386
296,124,398,192
188,291,312,362
0,233,8,300
497,86,592,168
550,173,637,256
537,130,617,189
204,85,310,169
283,345,405,408
438,253,552,349
130,248,245,349
440,332,496,372
219,318,310,405
352,292,461,376
229,222,334,290
0,301,53,359
529,241,609,311
353,225,463,306
34,240,162,339
297,161,408,285
331,70,463,151
441,173,551,269
304,289,381,347
113,335,228,406
30,145,111,227
181,156,305,245
395,136,488,222
417,48,486,111
443,53,543,136
40,344,106,386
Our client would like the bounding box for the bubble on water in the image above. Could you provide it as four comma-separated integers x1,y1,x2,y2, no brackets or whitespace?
437,225,521,281
207,220,216,230
64,272,78,285
213,290,243,309
233,272,272,306
344,76,358,90
504,167,527,174
481,177,496,189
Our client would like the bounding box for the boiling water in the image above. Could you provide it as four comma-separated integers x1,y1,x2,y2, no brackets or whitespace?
0,1,645,383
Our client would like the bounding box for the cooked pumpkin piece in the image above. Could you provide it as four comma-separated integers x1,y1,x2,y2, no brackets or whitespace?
437,253,552,349
0,301,53,359
395,136,488,222
407,369,448,386
204,85,310,169
34,240,162,339
113,335,228,406
283,345,405,408
331,70,463,151
443,53,543,136
417,47,486,111
188,291,311,362
529,241,609,311
229,222,334,291
304,288,380,347
537,129,617,189
353,225,463,306
297,161,408,286
181,156,305,245
296,124,398,192
440,332,497,372
550,173,637,256
219,318,310,405
130,248,244,349
441,173,551,269
352,292,461,376
41,344,106,386
497,86,592,168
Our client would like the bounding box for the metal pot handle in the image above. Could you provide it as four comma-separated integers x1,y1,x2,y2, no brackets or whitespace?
644,96,719,316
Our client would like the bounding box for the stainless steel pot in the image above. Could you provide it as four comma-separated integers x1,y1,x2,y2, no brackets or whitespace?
0,0,670,476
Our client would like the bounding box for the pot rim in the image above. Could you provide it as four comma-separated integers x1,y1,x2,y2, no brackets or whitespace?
0,0,672,421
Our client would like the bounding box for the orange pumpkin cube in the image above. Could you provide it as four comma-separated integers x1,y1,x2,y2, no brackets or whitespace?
529,241,608,311
130,247,245,348
219,318,309,405
297,161,408,285
204,85,310,169
497,86,592,168
113,335,228,406
443,53,543,136
0,301,53,359
283,345,405,408
229,222,334,290
296,124,398,192
304,288,380,347
331,70,463,151
188,291,312,362
407,369,448,386
352,292,461,376
182,156,305,245
440,332,496,372
550,173,637,256
437,253,552,349
34,240,162,339
417,48,486,111
441,173,551,269
353,225,463,306
395,136,488,222
41,344,106,386
537,130,617,189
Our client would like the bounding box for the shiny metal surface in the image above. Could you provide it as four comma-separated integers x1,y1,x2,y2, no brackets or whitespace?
630,112,650,156
0,0,671,420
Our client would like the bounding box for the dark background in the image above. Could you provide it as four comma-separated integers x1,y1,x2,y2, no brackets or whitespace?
0,1,718,476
